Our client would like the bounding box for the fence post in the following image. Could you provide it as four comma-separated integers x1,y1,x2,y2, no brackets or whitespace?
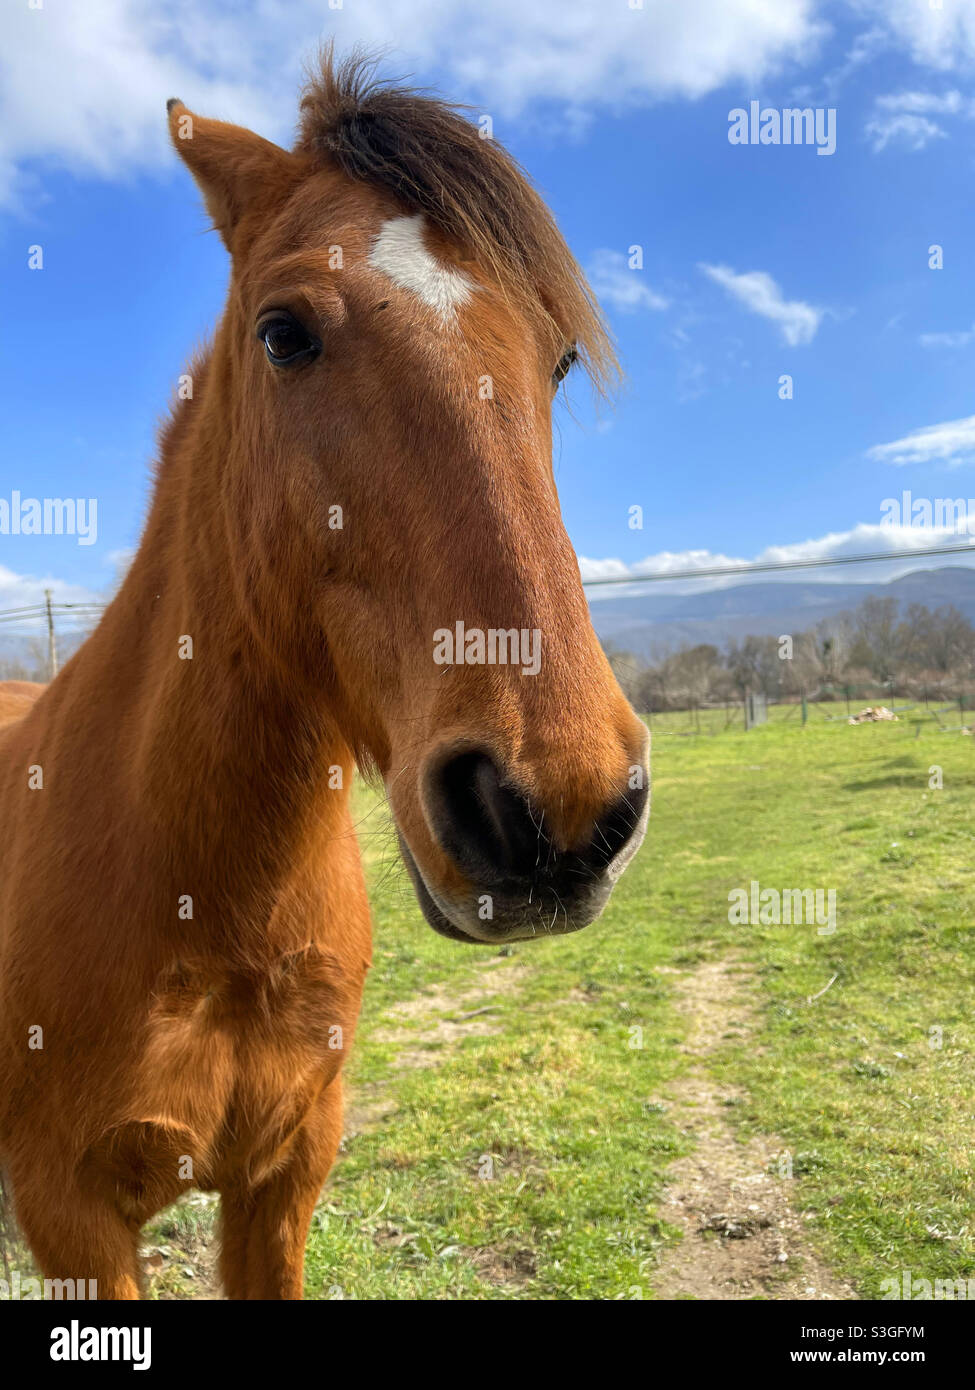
44,588,58,681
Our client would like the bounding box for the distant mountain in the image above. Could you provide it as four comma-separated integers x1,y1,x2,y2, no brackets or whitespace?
587,566,975,658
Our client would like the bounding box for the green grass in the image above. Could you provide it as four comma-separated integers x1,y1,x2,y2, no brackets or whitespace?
303,715,974,1300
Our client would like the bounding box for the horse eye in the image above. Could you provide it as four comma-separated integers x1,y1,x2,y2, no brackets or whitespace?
553,345,578,385
257,312,321,367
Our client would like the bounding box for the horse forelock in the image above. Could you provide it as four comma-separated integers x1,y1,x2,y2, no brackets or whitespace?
293,44,617,394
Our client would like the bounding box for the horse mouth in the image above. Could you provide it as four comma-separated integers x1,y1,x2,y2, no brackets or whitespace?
396,833,609,945
397,835,482,943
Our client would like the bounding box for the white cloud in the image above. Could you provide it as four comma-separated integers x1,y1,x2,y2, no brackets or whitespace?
0,564,103,617
581,549,750,590
865,89,975,150
105,547,137,573
867,414,975,467
447,0,824,109
865,111,947,150
0,1,281,208
875,89,967,114
699,264,824,345
588,250,668,314
15,2,975,208
581,519,975,598
0,0,825,205
856,0,975,72
920,324,975,348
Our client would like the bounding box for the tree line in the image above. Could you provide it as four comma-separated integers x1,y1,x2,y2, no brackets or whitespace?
603,596,975,713
3,594,973,708
0,630,89,683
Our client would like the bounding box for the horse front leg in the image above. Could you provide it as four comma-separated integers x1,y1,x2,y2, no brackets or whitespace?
219,1078,343,1300
8,1167,142,1301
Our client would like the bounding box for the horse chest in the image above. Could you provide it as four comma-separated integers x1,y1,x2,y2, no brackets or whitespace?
144,947,357,1174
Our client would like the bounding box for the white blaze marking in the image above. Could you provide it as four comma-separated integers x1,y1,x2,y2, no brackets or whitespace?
368,213,474,324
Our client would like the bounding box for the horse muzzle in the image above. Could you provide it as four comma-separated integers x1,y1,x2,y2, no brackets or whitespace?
395,748,650,944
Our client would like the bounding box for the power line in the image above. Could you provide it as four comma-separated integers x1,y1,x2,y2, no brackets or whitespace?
0,538,973,620
44,588,57,679
581,541,975,587
0,608,105,626
0,603,51,617
0,602,106,621
0,597,107,680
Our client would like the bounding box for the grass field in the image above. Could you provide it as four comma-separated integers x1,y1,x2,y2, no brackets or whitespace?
290,711,974,1300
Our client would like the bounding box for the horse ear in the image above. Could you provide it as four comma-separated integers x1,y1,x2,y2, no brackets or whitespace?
167,100,299,250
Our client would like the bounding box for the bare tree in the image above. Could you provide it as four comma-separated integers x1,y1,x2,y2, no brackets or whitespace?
851,596,900,685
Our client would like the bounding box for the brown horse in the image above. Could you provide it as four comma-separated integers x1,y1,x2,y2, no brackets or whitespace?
0,52,648,1300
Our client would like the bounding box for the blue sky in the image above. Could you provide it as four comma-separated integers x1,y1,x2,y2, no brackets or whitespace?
3,0,975,631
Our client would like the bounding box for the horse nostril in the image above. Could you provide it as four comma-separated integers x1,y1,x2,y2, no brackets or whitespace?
429,751,541,884
426,750,648,891
587,776,649,871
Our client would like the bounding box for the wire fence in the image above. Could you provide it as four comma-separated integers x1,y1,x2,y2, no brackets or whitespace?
0,593,106,680
642,691,973,737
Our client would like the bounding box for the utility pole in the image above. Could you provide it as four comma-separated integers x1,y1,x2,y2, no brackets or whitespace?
44,588,58,680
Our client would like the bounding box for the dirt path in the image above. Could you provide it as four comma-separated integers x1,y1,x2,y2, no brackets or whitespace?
367,954,525,1073
652,956,855,1301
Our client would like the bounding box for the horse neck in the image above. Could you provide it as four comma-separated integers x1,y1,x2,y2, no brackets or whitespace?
65,358,354,936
